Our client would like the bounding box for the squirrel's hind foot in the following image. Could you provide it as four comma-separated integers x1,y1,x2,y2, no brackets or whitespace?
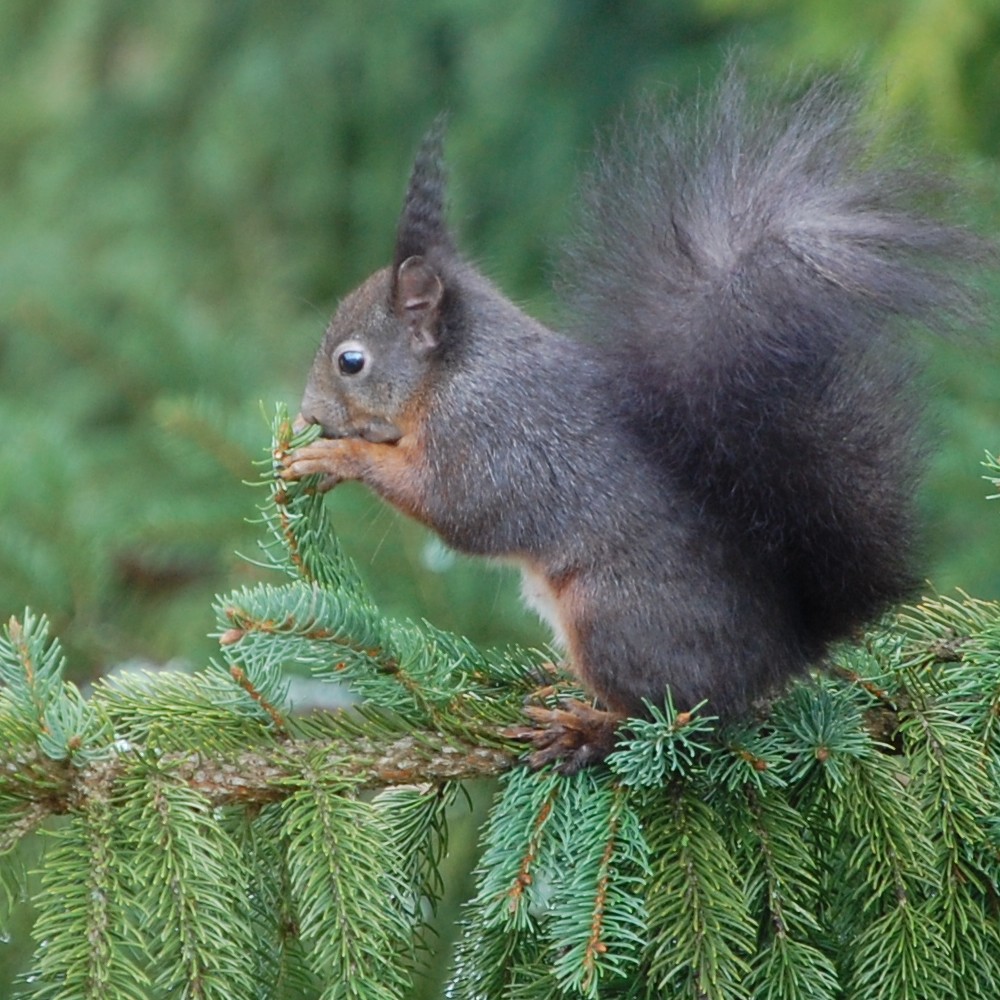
505,700,623,774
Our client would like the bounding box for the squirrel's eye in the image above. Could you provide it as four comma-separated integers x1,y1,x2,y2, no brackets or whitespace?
337,349,366,376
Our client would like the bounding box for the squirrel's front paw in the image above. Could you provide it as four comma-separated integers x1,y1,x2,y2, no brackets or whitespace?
504,700,623,774
281,438,355,491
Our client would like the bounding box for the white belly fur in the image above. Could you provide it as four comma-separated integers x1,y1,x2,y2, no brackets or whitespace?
519,566,567,650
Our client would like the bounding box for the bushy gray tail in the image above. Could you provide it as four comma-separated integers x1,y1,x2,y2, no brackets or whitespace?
561,68,988,647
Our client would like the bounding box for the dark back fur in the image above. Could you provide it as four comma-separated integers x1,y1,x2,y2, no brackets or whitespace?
560,70,987,648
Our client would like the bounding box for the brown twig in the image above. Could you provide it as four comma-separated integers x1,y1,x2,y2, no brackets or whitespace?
0,735,515,824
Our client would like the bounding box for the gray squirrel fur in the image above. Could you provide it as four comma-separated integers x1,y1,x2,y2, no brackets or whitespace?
286,68,986,758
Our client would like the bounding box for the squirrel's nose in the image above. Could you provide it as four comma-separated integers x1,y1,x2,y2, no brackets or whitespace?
293,412,313,433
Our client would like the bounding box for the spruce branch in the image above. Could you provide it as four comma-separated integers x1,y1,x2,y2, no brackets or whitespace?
544,775,648,996
3,404,1000,997
643,787,756,999
470,767,563,934
983,449,1000,501
231,803,326,999
282,767,415,1000
605,695,716,787
119,763,259,1000
0,800,49,854
849,900,951,1000
0,732,512,819
741,790,839,1000
253,410,373,604
373,781,461,913
26,798,150,1000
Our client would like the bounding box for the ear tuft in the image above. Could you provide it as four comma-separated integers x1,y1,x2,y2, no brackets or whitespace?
394,116,454,268
394,255,444,353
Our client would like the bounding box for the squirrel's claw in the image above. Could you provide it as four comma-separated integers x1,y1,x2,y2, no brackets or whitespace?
505,699,623,774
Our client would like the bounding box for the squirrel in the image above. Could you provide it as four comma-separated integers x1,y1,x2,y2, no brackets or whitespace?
282,69,985,771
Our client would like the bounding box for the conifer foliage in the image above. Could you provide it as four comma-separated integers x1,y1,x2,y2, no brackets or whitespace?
1,410,999,998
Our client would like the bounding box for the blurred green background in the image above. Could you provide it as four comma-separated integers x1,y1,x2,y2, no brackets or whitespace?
1,0,998,995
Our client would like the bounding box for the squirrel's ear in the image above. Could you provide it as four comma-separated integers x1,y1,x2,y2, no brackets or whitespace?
394,255,444,354
394,117,454,267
